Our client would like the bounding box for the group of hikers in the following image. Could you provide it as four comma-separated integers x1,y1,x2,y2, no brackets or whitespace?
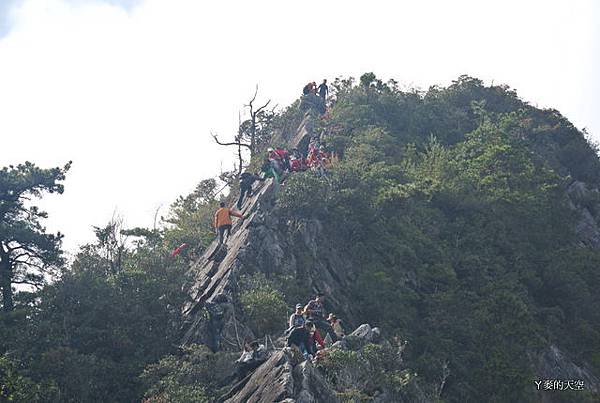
286,292,345,360
207,77,337,248
234,292,345,380
302,79,328,101
261,142,333,183
213,140,334,246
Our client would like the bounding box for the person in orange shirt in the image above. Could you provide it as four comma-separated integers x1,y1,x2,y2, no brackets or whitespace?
214,202,245,244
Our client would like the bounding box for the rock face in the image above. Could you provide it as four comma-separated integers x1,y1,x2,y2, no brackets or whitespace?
182,111,361,351
219,324,384,403
567,180,600,248
222,350,295,403
220,349,339,403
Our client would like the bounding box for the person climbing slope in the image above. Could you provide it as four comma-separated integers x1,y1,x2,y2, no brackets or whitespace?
267,148,283,173
214,202,245,245
237,171,265,209
287,321,317,359
261,157,280,183
273,147,291,172
308,326,326,355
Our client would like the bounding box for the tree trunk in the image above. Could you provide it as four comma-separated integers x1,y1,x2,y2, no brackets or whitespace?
250,113,256,157
0,256,13,312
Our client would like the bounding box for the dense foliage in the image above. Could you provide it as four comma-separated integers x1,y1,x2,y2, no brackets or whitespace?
2,74,599,402
0,172,221,402
278,74,600,402
0,162,71,312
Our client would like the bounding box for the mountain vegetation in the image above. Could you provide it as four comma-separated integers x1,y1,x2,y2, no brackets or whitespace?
1,74,599,402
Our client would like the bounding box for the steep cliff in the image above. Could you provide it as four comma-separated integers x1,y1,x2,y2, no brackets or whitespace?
182,112,360,351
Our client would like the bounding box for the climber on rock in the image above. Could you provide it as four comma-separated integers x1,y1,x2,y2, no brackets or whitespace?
308,325,326,355
287,321,317,360
290,149,308,172
304,293,338,342
237,171,265,209
261,157,280,184
214,202,245,245
267,148,284,174
276,148,291,172
302,82,311,96
268,147,290,172
307,145,331,178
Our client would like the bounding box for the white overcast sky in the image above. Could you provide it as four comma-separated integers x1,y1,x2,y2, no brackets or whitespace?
1,0,598,253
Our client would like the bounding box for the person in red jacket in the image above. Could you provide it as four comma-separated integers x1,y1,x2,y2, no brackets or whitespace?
308,326,326,355
269,147,290,172
214,202,245,244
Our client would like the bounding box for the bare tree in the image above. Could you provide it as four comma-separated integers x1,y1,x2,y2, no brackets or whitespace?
244,85,274,154
212,86,276,174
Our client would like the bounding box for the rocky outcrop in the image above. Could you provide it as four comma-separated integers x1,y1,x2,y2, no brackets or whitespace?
219,348,339,403
220,324,388,403
182,112,359,351
299,94,326,115
566,180,600,248
222,350,296,403
182,180,360,349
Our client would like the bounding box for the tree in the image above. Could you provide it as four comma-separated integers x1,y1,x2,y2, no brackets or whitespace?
74,215,129,276
0,161,71,312
212,86,275,173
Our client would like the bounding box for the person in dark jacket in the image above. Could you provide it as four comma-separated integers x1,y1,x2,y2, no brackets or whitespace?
287,321,316,359
302,82,312,96
317,79,328,100
237,172,265,209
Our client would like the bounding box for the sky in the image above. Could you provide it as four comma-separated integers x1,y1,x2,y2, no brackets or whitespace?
1,0,598,254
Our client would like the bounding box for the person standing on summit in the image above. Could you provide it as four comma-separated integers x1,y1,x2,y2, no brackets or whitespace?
214,202,245,244
317,79,328,101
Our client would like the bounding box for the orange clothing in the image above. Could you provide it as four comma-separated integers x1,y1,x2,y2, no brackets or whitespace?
214,207,243,228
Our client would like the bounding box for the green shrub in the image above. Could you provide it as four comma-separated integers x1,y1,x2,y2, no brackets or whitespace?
239,274,288,336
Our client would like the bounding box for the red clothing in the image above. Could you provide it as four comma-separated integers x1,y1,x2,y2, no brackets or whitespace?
270,149,288,162
307,149,328,168
310,329,325,349
274,149,288,159
290,157,307,172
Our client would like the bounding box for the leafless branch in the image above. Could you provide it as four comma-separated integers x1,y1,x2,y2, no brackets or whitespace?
245,84,259,107
211,132,252,149
12,279,44,288
255,99,271,114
